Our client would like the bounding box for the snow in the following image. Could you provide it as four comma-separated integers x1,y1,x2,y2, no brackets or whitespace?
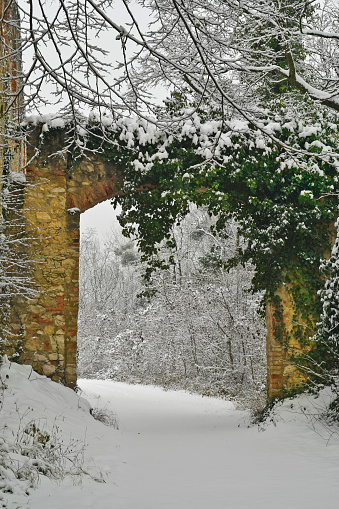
282,120,297,131
255,138,266,149
2,359,339,509
265,122,281,133
298,123,322,138
24,114,67,130
301,29,339,39
300,190,314,199
8,171,26,185
67,207,80,215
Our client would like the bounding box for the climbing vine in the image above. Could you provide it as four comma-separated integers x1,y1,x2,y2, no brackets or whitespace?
40,94,339,372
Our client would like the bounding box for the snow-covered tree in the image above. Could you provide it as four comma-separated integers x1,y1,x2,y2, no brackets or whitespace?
302,222,339,388
77,228,142,377
78,210,266,398
13,0,339,126
319,224,339,365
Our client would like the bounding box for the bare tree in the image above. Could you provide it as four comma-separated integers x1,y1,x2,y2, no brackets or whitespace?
77,228,142,377
8,0,337,132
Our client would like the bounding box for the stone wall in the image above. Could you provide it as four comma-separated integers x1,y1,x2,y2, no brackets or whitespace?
266,223,337,399
266,284,309,399
6,127,122,387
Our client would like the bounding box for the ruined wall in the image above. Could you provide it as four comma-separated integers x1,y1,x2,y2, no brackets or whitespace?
6,127,122,387
266,285,309,399
266,224,337,399
3,124,334,397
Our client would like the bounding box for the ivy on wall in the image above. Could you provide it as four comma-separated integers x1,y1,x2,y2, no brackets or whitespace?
43,94,339,376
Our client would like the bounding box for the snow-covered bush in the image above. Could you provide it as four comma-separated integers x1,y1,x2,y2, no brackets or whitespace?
90,408,119,429
0,420,87,489
0,355,108,506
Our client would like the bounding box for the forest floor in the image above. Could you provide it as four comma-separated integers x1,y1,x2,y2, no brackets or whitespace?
1,358,339,509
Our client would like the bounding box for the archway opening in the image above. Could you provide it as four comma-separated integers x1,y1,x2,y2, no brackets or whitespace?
77,201,267,401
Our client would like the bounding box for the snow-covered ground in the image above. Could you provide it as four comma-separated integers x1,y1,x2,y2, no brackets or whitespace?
1,358,339,509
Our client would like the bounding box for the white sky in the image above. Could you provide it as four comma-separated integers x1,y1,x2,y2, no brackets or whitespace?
21,0,168,115
80,200,122,241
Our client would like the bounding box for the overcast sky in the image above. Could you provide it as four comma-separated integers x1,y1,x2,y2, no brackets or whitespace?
78,1,164,242
81,200,121,242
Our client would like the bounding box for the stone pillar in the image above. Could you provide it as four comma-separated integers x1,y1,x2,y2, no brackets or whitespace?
5,126,122,388
266,284,309,399
266,224,337,399
7,129,78,387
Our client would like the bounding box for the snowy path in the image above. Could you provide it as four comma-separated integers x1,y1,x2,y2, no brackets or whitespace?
78,380,339,509
22,377,339,509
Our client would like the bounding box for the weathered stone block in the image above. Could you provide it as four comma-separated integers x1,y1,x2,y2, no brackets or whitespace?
48,353,62,361
43,364,56,376
36,211,51,220
35,354,48,362
44,325,56,335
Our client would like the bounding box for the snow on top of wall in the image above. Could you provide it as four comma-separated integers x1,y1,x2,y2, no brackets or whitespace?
21,108,339,175
24,114,68,130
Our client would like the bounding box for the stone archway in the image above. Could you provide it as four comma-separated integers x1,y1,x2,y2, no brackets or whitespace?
0,1,333,399
3,125,325,398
